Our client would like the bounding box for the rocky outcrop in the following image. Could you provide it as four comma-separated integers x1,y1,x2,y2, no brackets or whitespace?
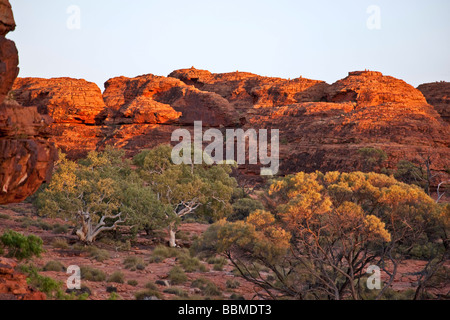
10,69,450,187
168,67,329,111
0,0,55,204
0,257,46,300
418,82,450,124
103,73,240,127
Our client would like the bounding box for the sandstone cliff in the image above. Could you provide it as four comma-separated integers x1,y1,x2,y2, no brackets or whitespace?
0,0,56,204
11,69,450,187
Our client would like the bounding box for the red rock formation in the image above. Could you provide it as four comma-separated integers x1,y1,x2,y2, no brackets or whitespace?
168,67,328,111
103,73,240,127
0,0,55,204
0,257,46,300
417,82,450,124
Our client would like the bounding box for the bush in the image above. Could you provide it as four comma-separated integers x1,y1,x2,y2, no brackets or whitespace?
226,279,240,289
0,230,43,260
107,271,125,284
51,238,70,250
127,279,138,287
230,198,265,221
168,266,188,285
123,256,146,271
80,266,106,282
108,292,121,300
179,256,207,273
86,246,110,262
52,224,70,234
145,282,159,290
163,287,188,297
203,282,222,297
229,293,245,300
0,213,10,220
43,261,66,272
135,289,162,300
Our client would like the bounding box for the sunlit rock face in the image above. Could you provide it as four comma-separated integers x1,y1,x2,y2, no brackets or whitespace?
11,68,450,188
0,0,56,204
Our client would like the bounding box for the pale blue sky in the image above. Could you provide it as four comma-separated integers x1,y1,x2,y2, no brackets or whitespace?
8,0,450,89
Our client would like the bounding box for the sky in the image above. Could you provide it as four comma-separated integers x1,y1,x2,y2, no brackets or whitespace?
7,0,450,90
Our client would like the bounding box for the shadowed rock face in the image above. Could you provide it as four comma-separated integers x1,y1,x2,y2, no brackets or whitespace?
10,68,450,187
0,0,56,204
418,82,450,124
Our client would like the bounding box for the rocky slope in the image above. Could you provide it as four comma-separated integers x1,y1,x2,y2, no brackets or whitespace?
0,0,55,204
418,81,450,124
11,68,450,186
0,257,46,300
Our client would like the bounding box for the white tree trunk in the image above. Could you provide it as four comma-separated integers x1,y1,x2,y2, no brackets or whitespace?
168,225,177,248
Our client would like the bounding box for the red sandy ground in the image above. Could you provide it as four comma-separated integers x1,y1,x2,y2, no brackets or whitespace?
0,202,448,300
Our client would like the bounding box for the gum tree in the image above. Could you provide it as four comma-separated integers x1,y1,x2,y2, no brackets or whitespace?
134,145,236,247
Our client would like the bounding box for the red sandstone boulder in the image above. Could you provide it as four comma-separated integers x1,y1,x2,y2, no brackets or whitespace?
0,257,46,300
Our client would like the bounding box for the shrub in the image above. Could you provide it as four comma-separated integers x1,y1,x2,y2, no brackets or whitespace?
107,271,125,284
135,289,162,300
203,282,222,297
163,287,188,297
0,230,43,260
80,266,106,282
179,256,207,273
191,278,210,290
52,224,70,234
0,213,10,220
168,266,188,285
127,279,138,287
123,256,146,271
108,292,121,300
230,198,265,221
145,282,159,290
226,279,240,289
43,261,66,272
86,246,110,262
229,293,245,300
51,238,70,250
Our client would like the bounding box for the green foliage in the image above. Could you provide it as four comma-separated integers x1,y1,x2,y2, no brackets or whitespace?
35,148,153,243
196,171,445,300
51,238,70,250
203,282,222,297
123,256,146,271
229,198,265,221
107,271,125,284
108,292,121,300
357,147,388,171
168,266,188,285
134,145,237,246
19,264,71,300
80,266,106,282
86,246,110,262
127,279,138,286
394,160,428,190
135,289,162,300
226,279,240,289
163,287,188,297
0,230,43,260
